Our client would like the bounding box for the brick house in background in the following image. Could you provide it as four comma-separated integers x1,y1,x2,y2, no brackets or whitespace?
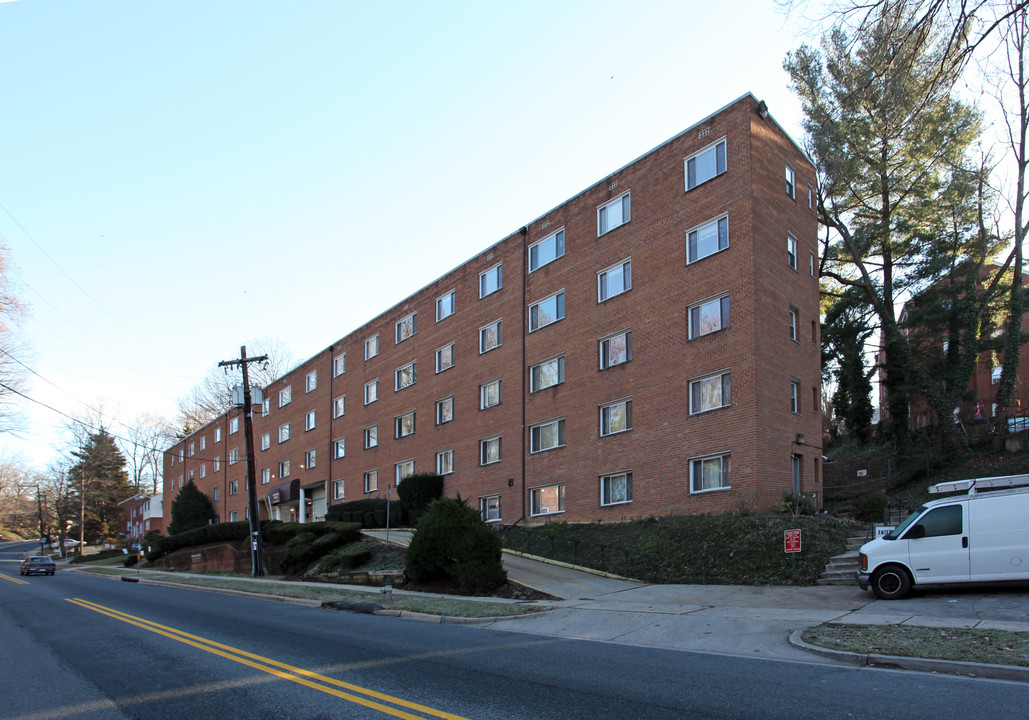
120,493,164,542
162,93,822,527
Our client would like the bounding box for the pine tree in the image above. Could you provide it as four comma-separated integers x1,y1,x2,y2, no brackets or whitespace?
168,481,215,535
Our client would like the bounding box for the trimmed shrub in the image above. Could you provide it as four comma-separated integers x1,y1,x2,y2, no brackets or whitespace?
145,520,359,563
405,496,507,591
325,499,403,528
316,544,373,573
396,473,444,526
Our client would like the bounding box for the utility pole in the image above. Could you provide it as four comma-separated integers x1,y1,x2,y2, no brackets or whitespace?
36,485,45,555
219,346,269,577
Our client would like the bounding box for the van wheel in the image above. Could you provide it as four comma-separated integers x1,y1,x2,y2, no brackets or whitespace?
871,566,911,600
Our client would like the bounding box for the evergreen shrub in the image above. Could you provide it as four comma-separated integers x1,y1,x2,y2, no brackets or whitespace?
404,496,506,591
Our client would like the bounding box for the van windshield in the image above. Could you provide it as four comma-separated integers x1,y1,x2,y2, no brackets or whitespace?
887,507,926,540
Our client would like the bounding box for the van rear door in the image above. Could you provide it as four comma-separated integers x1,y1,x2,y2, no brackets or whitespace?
970,493,1029,580
905,503,970,584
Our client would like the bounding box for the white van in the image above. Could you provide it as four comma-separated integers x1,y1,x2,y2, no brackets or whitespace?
857,474,1029,599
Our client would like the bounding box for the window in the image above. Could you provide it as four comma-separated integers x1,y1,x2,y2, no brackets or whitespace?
278,423,291,443
395,460,415,483
691,454,730,492
598,260,631,302
600,399,633,436
365,334,379,360
228,448,239,465
229,510,238,522
306,410,316,431
687,215,728,263
214,486,221,501
480,378,502,409
188,442,195,457
334,353,346,377
333,395,346,418
261,467,270,485
808,184,813,210
689,295,730,339
395,361,417,391
306,371,317,393
279,386,292,407
529,229,564,271
214,428,222,442
530,355,565,392
364,380,378,405
598,193,631,236
479,263,502,298
435,343,455,373
334,438,345,460
305,449,317,469
787,234,798,270
364,470,378,493
364,425,378,449
789,307,798,342
262,398,270,417
809,251,816,277
395,313,417,344
529,291,565,332
601,472,633,506
812,386,819,414
436,396,454,425
395,411,415,438
600,330,633,369
791,379,800,414
279,459,291,477
213,456,220,472
229,479,238,496
188,469,195,482
436,290,455,321
690,372,731,414
200,436,206,451
229,417,239,434
480,495,501,523
480,436,501,465
436,449,454,475
916,505,963,537
686,138,726,190
531,484,565,516
786,164,796,199
199,464,206,479
333,479,345,501
260,432,270,451
479,319,502,353
993,365,1003,384
530,418,566,453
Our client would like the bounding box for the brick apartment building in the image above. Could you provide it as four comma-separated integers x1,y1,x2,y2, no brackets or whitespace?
120,493,164,543
162,93,822,528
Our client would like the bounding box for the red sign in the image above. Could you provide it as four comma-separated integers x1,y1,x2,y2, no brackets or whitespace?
784,529,802,553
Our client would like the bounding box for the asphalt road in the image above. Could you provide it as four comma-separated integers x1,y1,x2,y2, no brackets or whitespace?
3,540,1029,720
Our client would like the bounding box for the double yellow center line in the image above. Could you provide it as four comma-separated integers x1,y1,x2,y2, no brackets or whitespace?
0,572,29,585
65,598,471,720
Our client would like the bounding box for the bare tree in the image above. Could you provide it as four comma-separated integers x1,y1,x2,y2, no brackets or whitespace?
37,458,79,556
120,413,176,494
0,452,34,537
0,243,29,433
174,337,296,434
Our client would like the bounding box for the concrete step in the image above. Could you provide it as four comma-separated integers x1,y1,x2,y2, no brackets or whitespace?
817,574,858,586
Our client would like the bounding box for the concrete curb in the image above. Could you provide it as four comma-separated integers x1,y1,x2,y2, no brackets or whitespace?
789,629,1029,682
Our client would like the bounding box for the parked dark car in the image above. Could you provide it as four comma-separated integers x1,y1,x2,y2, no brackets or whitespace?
20,556,56,576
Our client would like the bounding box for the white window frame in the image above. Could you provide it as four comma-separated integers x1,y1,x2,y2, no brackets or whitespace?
262,398,270,417
279,386,292,407
229,479,238,495
689,294,730,339
395,410,415,439
685,137,727,190
305,410,316,432
787,234,798,270
687,214,729,264
214,428,222,442
600,399,633,437
395,361,417,391
689,372,731,414
529,290,565,332
690,453,731,493
278,423,291,443
791,379,801,414
435,343,455,373
364,469,378,493
436,396,454,425
261,432,271,451
334,438,345,460
786,164,796,199
480,378,502,410
480,495,502,523
229,417,239,434
364,425,378,449
364,379,378,405
600,471,633,507
480,435,502,466
333,395,346,418
305,449,316,469
306,370,317,393
261,467,270,485
529,228,565,272
599,330,632,369
436,448,454,475
333,479,345,501
598,259,631,302
365,334,379,360
334,353,346,377
530,484,565,516
199,464,206,479
395,312,417,344
809,250,816,277
529,355,565,392
597,192,631,236
395,460,415,484
229,510,238,522
479,319,502,353
279,459,291,478
479,262,502,298
789,307,798,342
214,485,221,500
530,418,566,453
188,442,195,457
436,290,456,321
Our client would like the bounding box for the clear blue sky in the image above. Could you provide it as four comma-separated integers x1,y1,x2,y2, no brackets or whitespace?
0,0,816,469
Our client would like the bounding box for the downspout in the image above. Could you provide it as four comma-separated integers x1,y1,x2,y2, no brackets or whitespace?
519,226,528,522
327,345,335,517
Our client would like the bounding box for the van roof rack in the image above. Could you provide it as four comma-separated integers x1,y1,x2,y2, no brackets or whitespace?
928,474,1029,495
